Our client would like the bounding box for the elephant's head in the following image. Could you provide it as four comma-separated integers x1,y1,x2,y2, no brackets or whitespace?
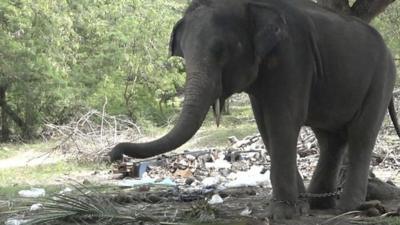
109,0,287,160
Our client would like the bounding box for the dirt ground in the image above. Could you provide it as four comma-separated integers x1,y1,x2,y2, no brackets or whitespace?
109,185,400,225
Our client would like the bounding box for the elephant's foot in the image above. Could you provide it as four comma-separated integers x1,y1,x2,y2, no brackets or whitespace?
337,194,363,212
309,196,336,209
267,201,298,220
267,200,309,220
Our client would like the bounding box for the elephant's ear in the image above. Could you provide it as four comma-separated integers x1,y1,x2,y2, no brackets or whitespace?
169,19,184,57
247,2,287,61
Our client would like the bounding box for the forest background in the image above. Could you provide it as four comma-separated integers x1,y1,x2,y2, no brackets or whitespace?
0,0,399,142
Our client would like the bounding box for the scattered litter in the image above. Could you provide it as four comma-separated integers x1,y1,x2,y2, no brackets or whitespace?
118,176,177,187
118,177,156,187
174,168,193,178
158,178,177,186
201,177,221,188
30,203,43,211
225,166,271,188
112,128,322,190
205,159,232,169
112,127,388,203
113,160,150,178
18,188,45,198
59,187,72,194
5,218,29,225
185,154,196,161
240,206,252,216
208,194,224,205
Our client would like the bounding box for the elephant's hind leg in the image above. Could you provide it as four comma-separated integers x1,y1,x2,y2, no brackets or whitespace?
308,128,347,209
338,91,390,211
337,128,382,211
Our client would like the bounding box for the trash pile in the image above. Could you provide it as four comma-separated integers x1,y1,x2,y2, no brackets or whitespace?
113,122,400,194
113,127,320,192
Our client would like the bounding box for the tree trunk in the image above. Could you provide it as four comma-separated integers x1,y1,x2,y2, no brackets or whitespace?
0,86,27,137
351,0,395,23
0,87,10,141
2,103,25,129
23,89,36,140
317,0,395,23
317,0,351,13
222,98,231,115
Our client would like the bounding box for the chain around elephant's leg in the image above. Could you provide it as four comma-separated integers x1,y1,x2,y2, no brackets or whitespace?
308,128,347,209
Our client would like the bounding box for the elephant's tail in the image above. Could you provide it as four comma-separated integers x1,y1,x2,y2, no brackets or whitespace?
388,97,400,138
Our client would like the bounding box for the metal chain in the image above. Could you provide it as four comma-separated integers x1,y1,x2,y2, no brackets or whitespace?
299,188,343,199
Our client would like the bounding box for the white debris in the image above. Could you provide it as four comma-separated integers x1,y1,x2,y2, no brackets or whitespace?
228,136,239,144
118,177,177,187
201,177,221,187
208,194,224,205
18,188,45,198
205,159,232,169
232,140,249,148
186,154,196,161
59,187,73,194
240,206,252,216
117,177,156,187
5,218,29,225
225,166,271,188
30,203,43,211
178,159,189,167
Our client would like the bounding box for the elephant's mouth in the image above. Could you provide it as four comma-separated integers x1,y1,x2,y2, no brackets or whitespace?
212,98,225,127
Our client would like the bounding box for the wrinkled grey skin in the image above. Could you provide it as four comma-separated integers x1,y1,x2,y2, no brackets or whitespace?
110,0,399,220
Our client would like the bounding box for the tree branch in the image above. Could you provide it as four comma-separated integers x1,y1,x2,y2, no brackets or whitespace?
317,0,351,13
317,0,396,23
351,0,396,23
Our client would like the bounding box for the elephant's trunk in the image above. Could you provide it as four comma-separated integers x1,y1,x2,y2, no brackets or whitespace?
117,65,220,159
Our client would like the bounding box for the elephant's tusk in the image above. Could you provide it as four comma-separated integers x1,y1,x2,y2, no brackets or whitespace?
212,98,221,127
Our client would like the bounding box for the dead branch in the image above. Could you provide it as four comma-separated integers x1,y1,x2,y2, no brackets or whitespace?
43,109,142,162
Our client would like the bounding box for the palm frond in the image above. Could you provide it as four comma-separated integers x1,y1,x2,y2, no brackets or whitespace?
2,183,159,225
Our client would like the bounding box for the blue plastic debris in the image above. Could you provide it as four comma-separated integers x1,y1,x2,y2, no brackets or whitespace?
158,178,177,186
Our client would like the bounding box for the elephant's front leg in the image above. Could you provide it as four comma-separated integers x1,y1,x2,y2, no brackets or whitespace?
267,126,301,219
250,96,304,219
250,96,306,195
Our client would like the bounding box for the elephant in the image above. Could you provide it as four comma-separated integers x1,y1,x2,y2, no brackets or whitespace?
110,0,400,220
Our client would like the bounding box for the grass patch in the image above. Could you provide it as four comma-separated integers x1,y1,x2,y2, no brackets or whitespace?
182,123,258,149
0,161,107,200
0,146,14,160
145,104,257,150
183,104,257,149
0,185,63,201
0,141,57,160
382,217,400,225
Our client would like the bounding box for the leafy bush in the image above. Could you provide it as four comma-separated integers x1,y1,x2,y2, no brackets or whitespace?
0,0,186,139
0,0,399,140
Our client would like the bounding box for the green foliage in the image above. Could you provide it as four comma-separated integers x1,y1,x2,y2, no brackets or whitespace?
0,0,186,140
373,1,400,76
0,0,399,140
374,1,400,56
